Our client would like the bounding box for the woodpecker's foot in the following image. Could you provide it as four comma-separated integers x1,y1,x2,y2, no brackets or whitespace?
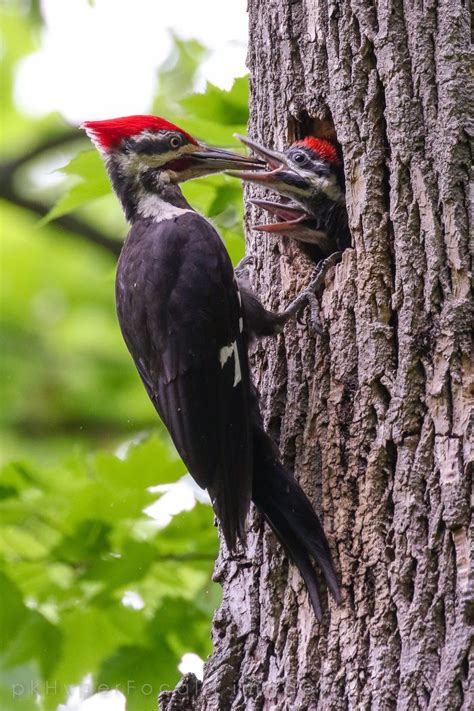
283,251,341,328
305,291,324,335
304,251,341,332
305,251,342,294
234,254,253,279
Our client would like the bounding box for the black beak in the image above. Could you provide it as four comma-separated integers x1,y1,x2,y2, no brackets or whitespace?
191,145,265,172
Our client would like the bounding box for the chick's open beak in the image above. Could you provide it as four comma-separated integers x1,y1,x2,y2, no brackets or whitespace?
226,134,288,182
227,134,311,196
249,198,333,253
250,199,308,224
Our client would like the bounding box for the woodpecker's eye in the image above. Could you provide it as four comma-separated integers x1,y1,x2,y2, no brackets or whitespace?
293,151,308,165
169,135,183,149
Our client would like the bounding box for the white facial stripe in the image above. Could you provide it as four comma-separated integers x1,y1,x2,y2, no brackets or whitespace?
219,340,242,387
287,160,343,202
137,194,192,222
266,180,311,198
309,174,343,202
296,164,324,177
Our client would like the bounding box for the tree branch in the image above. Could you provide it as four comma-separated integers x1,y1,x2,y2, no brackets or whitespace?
0,130,121,257
1,184,121,256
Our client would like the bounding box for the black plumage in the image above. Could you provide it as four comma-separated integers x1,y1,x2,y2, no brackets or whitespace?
116,212,252,549
116,209,340,618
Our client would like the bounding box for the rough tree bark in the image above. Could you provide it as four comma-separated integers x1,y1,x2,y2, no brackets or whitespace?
161,0,472,708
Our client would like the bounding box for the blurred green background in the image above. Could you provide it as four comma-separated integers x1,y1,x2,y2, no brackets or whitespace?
0,3,249,709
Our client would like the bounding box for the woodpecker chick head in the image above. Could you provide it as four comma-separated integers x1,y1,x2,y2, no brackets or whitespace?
229,134,345,206
82,115,263,184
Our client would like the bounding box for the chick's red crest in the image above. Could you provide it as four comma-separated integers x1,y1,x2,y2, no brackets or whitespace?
295,137,340,166
81,115,198,150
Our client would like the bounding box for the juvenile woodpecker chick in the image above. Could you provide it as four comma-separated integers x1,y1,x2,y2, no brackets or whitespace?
231,134,351,254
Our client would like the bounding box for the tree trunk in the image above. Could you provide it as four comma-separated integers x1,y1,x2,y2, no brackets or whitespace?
161,0,472,708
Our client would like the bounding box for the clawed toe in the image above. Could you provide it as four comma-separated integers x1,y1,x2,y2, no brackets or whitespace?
235,254,254,278
306,292,325,335
306,251,342,295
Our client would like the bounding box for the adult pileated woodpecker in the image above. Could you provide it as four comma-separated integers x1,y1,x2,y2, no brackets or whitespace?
82,115,340,618
230,135,351,257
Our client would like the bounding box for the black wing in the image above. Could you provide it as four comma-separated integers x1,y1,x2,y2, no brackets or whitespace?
115,212,252,549
237,278,287,339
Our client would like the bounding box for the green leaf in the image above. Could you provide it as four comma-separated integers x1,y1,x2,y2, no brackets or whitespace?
208,182,243,221
59,149,108,181
40,151,111,223
0,462,40,491
3,610,61,679
51,519,112,564
155,504,217,558
142,561,210,601
95,434,185,492
97,642,178,711
81,540,156,591
0,572,29,645
0,485,17,500
0,573,62,679
50,605,133,696
0,660,41,711
152,35,209,113
182,77,249,126
147,596,212,659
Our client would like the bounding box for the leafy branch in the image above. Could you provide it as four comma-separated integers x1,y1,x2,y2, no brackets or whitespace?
0,131,121,256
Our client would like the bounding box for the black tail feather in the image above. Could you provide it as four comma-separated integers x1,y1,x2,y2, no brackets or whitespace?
256,493,324,619
252,426,341,616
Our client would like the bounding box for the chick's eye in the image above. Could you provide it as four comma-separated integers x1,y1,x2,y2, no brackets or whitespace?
169,135,182,149
293,151,307,164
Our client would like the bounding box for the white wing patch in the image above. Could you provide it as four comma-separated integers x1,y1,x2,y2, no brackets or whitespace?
233,342,242,386
219,343,234,367
219,340,242,387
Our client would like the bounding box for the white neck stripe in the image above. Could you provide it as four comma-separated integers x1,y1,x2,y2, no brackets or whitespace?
137,194,192,222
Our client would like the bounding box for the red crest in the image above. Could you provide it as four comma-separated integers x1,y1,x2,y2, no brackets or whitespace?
81,115,198,150
294,137,340,165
